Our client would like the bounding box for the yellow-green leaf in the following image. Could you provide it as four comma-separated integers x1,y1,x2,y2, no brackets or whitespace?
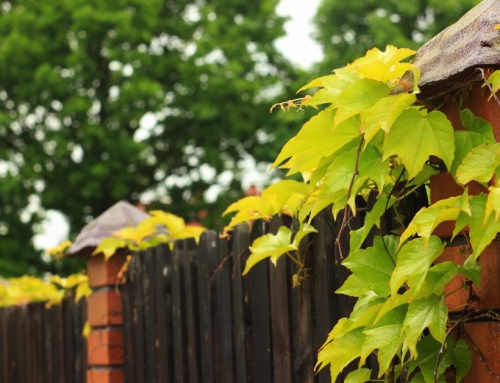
361,93,416,144
403,295,447,358
92,237,127,260
400,195,467,247
383,108,455,179
243,226,297,275
345,369,371,383
334,79,390,128
273,110,360,175
485,186,500,223
456,142,500,185
316,328,365,381
390,237,444,297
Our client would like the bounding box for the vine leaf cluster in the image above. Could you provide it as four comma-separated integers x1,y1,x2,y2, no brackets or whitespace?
223,45,500,382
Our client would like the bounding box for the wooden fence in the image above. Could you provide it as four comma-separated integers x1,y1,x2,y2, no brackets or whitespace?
0,298,87,383
121,210,364,383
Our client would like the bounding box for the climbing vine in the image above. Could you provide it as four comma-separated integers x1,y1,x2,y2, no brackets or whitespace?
223,45,500,382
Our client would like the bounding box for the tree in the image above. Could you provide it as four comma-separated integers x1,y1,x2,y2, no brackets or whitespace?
0,0,303,276
313,0,480,73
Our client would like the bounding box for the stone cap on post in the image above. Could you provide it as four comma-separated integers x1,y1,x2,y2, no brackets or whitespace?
402,0,500,97
67,200,149,258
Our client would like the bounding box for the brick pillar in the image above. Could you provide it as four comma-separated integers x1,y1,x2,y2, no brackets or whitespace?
86,251,127,383
434,84,500,382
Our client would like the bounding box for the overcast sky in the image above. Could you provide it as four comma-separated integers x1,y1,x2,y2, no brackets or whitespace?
276,0,323,68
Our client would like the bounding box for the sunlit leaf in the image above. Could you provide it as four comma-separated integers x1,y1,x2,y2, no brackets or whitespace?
92,237,127,260
383,108,455,178
451,109,496,174
484,186,500,223
400,194,468,246
344,368,371,383
403,294,447,358
361,305,407,375
361,93,416,144
292,222,318,247
334,79,390,128
390,237,444,297
273,110,361,175
456,142,500,185
468,194,500,259
349,195,397,252
243,226,296,275
483,70,500,98
316,327,365,381
338,236,397,297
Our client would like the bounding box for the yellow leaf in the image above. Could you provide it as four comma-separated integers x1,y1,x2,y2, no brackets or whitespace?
149,211,186,235
82,321,92,338
92,237,127,260
75,282,92,302
484,186,500,224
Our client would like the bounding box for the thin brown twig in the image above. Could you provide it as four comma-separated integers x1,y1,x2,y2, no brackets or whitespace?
335,137,364,259
477,68,500,108
209,251,233,295
463,328,500,381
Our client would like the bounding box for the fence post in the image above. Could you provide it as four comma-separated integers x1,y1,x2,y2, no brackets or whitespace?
86,251,127,383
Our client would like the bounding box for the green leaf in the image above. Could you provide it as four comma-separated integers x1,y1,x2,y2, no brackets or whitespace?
408,336,445,383
403,295,447,358
420,261,459,298
400,195,467,246
468,194,500,259
383,108,455,178
361,304,407,375
390,237,445,297
273,110,360,174
447,339,472,381
451,109,496,174
361,93,416,144
243,227,296,275
334,79,390,128
349,195,397,252
459,255,481,286
316,327,365,381
456,142,500,185
344,368,371,383
338,236,397,297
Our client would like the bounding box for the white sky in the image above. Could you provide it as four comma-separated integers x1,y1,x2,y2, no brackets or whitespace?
275,0,323,68
33,0,323,250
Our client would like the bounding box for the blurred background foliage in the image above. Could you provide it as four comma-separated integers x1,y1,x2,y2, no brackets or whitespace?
0,0,478,277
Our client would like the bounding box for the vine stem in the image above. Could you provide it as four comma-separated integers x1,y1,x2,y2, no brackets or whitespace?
335,137,364,259
380,167,406,266
477,68,500,108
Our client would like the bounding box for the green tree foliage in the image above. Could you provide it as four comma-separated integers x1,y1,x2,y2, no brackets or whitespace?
0,0,301,276
313,0,481,72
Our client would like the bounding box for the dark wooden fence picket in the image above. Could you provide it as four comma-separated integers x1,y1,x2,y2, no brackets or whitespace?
0,298,87,383
119,210,365,383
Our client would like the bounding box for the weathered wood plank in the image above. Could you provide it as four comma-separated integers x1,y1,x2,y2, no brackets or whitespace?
248,220,273,383
196,232,216,383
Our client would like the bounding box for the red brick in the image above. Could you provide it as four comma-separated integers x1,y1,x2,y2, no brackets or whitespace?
438,240,500,312
460,322,500,383
88,289,122,327
87,252,127,288
87,329,123,366
87,368,124,383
